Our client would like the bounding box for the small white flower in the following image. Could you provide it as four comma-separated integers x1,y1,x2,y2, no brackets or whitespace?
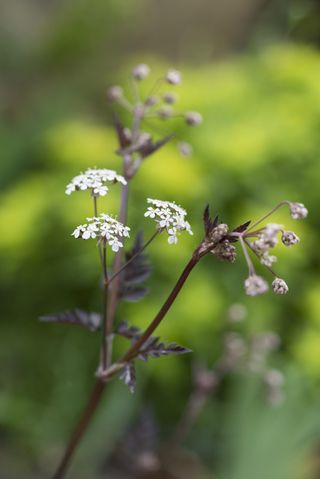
166,69,181,85
244,274,269,296
71,214,130,252
289,202,308,220
144,198,192,244
132,63,150,80
66,168,126,197
281,230,300,247
272,277,289,295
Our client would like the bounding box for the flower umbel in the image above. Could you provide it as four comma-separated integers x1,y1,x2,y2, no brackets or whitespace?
66,168,127,197
72,214,130,252
144,198,193,244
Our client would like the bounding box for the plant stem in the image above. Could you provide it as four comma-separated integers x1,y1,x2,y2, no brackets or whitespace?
104,157,130,366
51,380,106,479
239,235,255,276
101,245,108,370
51,244,205,479
119,248,201,364
246,201,287,232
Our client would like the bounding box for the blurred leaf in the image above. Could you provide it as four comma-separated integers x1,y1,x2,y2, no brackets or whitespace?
39,309,101,331
119,232,151,303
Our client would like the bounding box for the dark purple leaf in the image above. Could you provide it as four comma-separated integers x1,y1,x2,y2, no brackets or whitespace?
39,309,101,332
116,320,142,339
120,362,136,393
140,134,174,158
119,286,149,302
113,112,131,149
137,337,192,361
232,220,251,234
119,232,151,303
203,205,220,236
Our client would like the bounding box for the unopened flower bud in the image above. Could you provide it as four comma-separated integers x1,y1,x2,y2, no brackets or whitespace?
132,63,150,80
209,223,228,243
177,141,193,157
227,303,247,323
163,92,177,104
145,95,159,107
185,111,203,126
264,369,284,387
157,106,173,119
289,202,308,220
107,85,123,102
244,275,269,296
211,240,236,263
272,277,289,295
281,231,300,246
166,69,181,85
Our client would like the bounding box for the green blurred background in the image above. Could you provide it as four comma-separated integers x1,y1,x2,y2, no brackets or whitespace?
1,0,320,477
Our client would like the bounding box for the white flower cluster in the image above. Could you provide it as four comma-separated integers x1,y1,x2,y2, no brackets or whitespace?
66,168,127,197
144,198,193,244
72,214,130,252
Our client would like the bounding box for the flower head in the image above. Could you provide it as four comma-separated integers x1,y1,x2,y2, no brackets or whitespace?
244,274,269,296
289,202,308,220
72,214,130,252
66,168,127,197
144,198,193,244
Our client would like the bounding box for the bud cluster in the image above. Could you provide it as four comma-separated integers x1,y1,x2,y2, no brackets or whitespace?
106,63,202,162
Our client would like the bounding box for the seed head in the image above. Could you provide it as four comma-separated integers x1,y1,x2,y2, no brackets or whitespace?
281,230,300,246
132,63,150,80
289,202,308,220
272,277,289,295
185,111,203,126
166,69,181,85
244,275,269,296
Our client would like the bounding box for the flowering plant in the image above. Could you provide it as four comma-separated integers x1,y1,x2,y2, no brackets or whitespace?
43,65,307,479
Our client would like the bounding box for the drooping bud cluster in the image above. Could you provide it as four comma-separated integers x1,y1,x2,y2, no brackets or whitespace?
144,198,193,244
65,168,126,197
71,214,130,252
